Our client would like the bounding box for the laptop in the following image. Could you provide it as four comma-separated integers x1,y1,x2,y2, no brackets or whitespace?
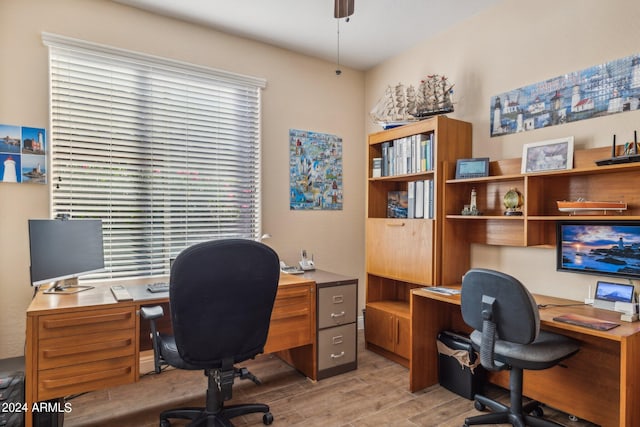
592,281,635,311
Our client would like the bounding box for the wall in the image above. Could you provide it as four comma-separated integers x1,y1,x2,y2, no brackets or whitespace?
0,0,366,359
365,0,640,300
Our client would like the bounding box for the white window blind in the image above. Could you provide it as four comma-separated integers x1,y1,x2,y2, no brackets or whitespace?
43,33,266,280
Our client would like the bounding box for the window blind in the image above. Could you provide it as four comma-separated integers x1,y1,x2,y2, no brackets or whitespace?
43,33,266,280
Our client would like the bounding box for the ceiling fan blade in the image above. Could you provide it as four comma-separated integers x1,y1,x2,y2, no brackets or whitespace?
334,0,354,18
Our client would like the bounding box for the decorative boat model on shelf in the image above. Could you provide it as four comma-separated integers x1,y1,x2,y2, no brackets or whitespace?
414,74,454,118
369,75,454,129
556,199,627,214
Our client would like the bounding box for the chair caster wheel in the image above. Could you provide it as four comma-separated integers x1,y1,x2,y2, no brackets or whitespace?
263,412,274,425
530,406,544,417
474,400,486,411
160,420,171,427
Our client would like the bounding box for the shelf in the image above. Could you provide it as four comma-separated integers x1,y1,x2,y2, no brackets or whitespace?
366,300,410,319
527,215,640,221
369,170,434,182
446,173,522,184
446,215,524,220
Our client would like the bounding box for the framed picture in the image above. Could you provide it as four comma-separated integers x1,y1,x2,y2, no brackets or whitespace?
455,157,489,179
521,136,574,174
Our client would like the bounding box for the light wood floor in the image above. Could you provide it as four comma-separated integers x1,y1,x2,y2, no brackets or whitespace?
64,331,598,427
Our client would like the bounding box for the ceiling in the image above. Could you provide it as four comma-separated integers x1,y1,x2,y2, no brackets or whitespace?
114,0,500,71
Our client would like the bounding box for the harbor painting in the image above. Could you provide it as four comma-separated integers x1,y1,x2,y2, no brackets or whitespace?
491,53,640,137
0,123,47,184
289,129,342,210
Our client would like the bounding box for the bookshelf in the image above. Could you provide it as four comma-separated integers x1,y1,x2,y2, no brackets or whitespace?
365,116,472,366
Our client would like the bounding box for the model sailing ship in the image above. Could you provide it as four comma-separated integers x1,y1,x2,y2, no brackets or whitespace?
557,199,627,214
370,75,454,128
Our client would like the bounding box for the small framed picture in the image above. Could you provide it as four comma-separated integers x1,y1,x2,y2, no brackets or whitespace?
455,157,489,179
521,136,574,174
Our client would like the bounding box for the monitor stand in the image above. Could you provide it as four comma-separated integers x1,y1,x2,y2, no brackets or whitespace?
43,278,94,294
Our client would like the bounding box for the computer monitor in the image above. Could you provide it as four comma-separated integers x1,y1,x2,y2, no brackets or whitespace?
556,220,640,280
28,218,105,291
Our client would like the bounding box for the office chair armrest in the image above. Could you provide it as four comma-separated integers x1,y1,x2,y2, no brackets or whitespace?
140,305,164,320
140,305,165,374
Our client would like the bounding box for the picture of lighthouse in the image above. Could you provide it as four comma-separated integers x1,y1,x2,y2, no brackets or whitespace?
490,53,640,137
0,154,21,183
0,123,47,185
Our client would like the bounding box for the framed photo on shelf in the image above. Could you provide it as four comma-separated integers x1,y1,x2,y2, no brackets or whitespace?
455,157,489,179
521,136,574,174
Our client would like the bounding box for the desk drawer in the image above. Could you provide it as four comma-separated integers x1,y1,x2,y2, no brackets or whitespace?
38,307,135,339
264,283,314,353
37,356,136,401
39,329,136,370
318,323,356,371
318,284,356,329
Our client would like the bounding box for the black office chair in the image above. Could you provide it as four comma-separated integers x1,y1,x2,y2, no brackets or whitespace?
140,239,280,427
460,268,580,427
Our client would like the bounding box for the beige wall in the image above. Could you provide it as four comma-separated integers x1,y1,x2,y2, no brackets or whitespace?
3,0,640,359
0,0,366,358
366,0,640,300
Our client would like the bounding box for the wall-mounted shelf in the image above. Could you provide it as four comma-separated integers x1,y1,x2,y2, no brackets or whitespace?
443,146,640,247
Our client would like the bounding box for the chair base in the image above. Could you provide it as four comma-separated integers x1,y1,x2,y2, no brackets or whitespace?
160,403,272,427
464,395,564,427
464,367,566,427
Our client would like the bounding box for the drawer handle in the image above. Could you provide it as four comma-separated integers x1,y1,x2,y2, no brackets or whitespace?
332,295,344,304
330,311,345,319
331,335,344,345
387,222,405,227
330,351,345,359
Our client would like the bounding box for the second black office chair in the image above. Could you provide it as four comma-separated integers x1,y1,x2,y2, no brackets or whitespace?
460,268,580,427
141,239,280,427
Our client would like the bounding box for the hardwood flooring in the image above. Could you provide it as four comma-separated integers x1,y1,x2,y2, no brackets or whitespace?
64,331,598,427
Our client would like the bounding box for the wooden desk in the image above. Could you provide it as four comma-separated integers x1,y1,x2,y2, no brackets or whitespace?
410,287,640,427
24,274,316,427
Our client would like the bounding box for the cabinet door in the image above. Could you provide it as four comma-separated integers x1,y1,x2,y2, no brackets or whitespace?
364,305,394,353
366,218,434,285
395,315,411,360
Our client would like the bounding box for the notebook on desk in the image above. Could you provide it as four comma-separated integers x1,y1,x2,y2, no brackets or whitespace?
553,313,620,331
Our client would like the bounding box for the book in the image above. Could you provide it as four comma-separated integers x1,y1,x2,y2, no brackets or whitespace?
415,180,424,218
387,190,408,218
372,157,382,178
407,182,415,219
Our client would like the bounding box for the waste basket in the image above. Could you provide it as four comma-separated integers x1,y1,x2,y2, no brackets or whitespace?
437,331,485,400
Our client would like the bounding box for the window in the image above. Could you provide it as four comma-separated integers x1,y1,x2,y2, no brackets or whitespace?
43,33,266,280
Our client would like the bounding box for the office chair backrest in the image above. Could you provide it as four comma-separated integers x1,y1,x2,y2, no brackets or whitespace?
461,268,540,345
169,239,280,368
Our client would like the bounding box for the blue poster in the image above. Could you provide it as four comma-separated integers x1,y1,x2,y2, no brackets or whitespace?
289,129,342,210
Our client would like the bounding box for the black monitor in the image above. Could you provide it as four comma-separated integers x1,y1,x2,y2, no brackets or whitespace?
556,220,640,280
28,218,105,291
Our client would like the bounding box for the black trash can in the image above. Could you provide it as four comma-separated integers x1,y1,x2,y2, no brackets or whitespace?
437,331,485,400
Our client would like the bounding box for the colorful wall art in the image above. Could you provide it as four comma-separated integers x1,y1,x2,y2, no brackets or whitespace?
490,53,640,137
289,129,343,210
0,123,47,184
